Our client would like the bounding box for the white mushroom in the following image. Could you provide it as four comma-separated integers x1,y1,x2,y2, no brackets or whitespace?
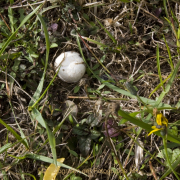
54,51,86,83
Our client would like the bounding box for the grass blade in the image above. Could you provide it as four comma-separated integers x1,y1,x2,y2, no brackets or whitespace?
163,35,174,70
82,37,108,47
9,59,20,96
159,157,180,180
30,108,46,128
0,118,28,148
29,9,50,106
149,73,171,98
0,143,12,154
27,8,58,166
29,66,60,110
156,44,165,91
9,102,29,148
8,7,14,33
35,106,75,154
30,108,57,166
153,58,180,107
96,18,117,44
44,121,57,166
26,154,88,176
0,4,42,56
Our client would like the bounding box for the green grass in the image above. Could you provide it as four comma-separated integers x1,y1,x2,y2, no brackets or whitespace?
1,1,180,180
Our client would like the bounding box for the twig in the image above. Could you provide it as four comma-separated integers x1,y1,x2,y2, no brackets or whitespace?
6,0,48,9
149,160,158,180
0,12,11,32
67,96,130,101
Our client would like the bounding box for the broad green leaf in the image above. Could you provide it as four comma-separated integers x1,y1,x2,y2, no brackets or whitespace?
79,137,91,156
9,0,14,4
160,142,180,149
74,86,80,93
86,114,100,127
0,52,21,60
89,130,101,139
72,125,89,136
157,148,173,166
159,156,180,180
69,150,78,157
0,143,12,154
70,174,82,180
157,148,180,170
27,10,60,166
168,126,178,137
92,63,100,70
18,9,25,23
50,43,58,48
172,148,180,163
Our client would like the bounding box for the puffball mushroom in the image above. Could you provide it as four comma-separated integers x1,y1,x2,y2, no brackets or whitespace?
54,51,86,83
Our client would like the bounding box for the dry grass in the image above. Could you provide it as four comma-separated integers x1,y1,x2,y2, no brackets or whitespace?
1,0,180,179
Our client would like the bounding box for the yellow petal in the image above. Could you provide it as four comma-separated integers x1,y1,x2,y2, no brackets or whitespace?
156,113,168,127
44,158,65,180
156,113,163,126
148,128,160,136
162,116,168,127
151,126,157,129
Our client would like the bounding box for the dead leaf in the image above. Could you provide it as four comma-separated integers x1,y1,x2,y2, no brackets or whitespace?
43,158,65,180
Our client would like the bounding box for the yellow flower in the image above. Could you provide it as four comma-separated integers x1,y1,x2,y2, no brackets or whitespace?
148,113,168,136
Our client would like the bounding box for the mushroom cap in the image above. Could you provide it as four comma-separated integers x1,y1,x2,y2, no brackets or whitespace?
54,51,86,83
